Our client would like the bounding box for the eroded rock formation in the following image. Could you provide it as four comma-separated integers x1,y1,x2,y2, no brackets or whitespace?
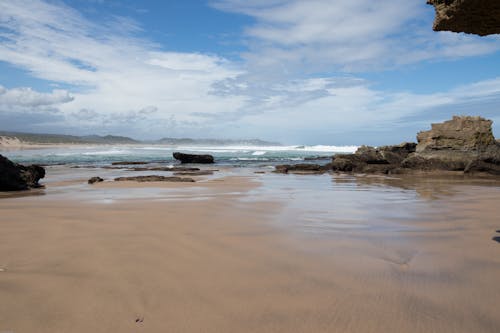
0,154,45,191
427,0,500,36
403,116,500,174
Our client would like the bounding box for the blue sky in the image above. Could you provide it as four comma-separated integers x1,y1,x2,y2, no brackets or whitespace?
0,0,499,145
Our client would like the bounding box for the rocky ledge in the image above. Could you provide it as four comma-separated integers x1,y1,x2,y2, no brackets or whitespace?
427,0,500,36
0,154,45,191
276,116,500,176
114,175,195,182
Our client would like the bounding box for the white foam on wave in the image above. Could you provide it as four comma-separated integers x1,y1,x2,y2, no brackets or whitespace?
109,144,357,154
252,151,266,156
163,145,358,153
82,149,131,155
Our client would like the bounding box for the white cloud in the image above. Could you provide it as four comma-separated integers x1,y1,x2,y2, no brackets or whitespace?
0,0,498,143
0,0,245,137
212,0,500,73
0,85,73,107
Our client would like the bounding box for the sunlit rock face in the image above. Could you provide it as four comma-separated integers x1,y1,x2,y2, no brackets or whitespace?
427,0,500,36
416,116,496,153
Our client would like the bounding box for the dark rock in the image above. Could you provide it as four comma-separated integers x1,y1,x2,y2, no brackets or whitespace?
173,171,214,176
173,152,214,164
464,159,500,175
126,166,201,172
114,175,195,182
0,154,45,191
401,154,469,171
88,177,104,184
427,0,500,36
112,161,149,165
331,157,355,172
274,164,324,174
329,142,416,174
304,156,332,161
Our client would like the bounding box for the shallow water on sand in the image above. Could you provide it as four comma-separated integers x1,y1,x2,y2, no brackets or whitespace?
1,166,500,333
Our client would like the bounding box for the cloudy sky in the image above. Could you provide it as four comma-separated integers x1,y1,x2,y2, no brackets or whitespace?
0,0,499,145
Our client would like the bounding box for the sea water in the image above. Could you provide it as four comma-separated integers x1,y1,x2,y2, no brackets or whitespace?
1,144,358,167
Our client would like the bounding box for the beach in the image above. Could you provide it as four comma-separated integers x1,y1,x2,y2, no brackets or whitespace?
1,165,500,333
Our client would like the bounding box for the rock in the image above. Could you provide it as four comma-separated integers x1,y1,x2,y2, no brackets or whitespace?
331,157,355,172
416,116,495,153
0,154,45,191
329,143,416,174
114,175,195,182
401,154,469,171
427,0,500,36
304,156,332,161
88,177,104,184
126,166,201,172
173,152,214,164
112,161,149,165
400,116,500,174
274,164,325,174
173,170,214,176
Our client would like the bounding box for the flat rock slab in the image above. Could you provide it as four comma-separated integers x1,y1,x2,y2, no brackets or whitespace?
173,171,214,176
111,161,150,165
125,167,201,172
114,175,195,182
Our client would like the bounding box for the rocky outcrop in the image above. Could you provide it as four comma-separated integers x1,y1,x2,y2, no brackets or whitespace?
114,175,195,182
427,0,500,36
416,116,495,152
275,116,499,176
173,152,214,164
0,154,45,191
326,116,500,176
404,116,500,174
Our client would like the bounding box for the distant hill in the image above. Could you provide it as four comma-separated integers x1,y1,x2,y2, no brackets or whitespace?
155,137,280,146
0,131,140,144
0,131,280,146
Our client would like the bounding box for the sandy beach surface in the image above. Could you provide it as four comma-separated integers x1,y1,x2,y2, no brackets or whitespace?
1,167,500,332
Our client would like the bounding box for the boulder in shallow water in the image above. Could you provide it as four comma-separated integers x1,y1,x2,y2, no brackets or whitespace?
0,154,45,191
173,152,214,164
88,177,104,184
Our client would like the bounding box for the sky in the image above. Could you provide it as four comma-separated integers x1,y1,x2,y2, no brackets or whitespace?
0,0,499,145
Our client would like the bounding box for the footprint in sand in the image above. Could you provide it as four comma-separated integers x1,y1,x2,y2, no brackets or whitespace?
135,317,144,324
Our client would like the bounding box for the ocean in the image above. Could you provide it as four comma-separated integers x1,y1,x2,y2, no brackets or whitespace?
2,144,358,167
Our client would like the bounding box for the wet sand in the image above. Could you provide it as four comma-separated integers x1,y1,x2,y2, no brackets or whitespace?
1,170,500,332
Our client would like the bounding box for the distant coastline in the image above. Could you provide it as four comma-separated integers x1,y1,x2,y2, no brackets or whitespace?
0,130,281,149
